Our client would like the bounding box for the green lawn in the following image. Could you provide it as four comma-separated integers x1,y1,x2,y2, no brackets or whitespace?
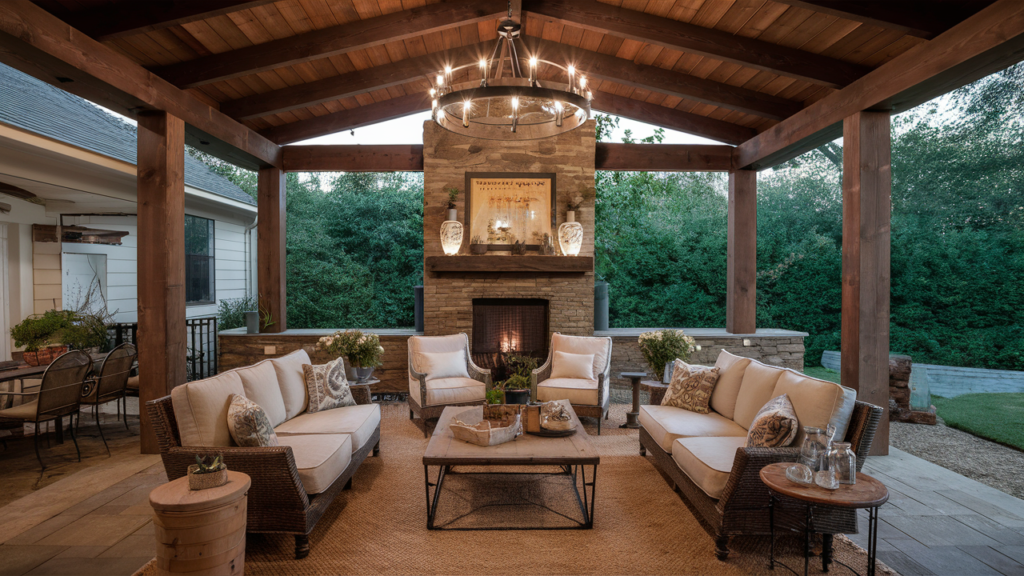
803,366,841,384
933,393,1024,451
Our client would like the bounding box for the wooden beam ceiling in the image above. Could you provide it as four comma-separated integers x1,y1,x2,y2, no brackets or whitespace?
734,0,1024,170
53,1,279,42
283,145,425,172
152,0,507,88
769,0,990,39
260,93,430,145
0,0,281,169
524,0,869,89
593,91,757,145
595,144,734,172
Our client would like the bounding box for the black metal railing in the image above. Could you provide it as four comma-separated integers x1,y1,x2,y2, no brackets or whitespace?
106,316,218,382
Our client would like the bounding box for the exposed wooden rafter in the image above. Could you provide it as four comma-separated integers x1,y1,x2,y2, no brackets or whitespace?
769,0,991,39
524,0,869,89
260,94,430,145
593,92,757,145
283,145,425,172
152,0,507,88
595,144,735,172
52,1,279,42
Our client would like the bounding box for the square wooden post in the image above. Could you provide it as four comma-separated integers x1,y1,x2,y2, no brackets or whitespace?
842,110,891,455
137,111,186,454
727,169,757,334
258,167,287,333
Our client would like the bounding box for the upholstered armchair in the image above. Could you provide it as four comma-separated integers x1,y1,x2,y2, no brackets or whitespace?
408,333,491,435
531,333,613,434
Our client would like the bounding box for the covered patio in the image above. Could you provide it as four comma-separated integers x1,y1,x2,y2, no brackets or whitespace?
1,0,1024,575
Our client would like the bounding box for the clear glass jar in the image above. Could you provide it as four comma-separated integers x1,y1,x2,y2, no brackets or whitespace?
799,427,828,472
829,442,857,485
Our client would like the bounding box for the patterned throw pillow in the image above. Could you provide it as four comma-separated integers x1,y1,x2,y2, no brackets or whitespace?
303,358,356,413
746,394,799,448
661,359,720,414
226,394,279,447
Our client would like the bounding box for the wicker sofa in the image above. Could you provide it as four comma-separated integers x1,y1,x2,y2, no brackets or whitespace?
147,349,380,559
639,350,882,562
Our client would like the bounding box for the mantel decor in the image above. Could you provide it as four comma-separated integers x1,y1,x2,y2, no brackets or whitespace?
465,172,555,252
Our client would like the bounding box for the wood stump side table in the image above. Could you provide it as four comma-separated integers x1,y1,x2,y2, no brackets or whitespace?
640,380,669,407
149,471,251,576
619,372,648,429
759,463,889,576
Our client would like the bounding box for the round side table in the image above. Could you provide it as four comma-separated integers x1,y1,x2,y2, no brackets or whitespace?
149,471,251,576
350,377,380,404
618,372,648,428
640,380,669,406
760,462,888,576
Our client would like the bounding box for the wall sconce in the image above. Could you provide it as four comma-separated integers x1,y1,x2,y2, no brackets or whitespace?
695,345,702,352
742,339,752,347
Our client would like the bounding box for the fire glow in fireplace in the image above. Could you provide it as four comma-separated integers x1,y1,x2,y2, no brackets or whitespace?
471,298,549,375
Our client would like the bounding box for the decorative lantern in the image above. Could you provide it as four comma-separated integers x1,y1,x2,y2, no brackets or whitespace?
558,210,583,256
440,208,463,256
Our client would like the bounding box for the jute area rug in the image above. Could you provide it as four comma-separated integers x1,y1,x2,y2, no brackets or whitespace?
238,402,895,576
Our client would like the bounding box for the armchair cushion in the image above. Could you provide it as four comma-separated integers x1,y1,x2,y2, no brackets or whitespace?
171,371,245,447
537,377,599,406
270,349,311,419
550,334,610,380
226,394,280,448
732,361,787,430
276,433,352,495
710,350,751,420
672,436,747,499
410,377,485,407
0,400,37,420
415,350,470,381
550,351,595,380
773,370,857,444
235,360,287,427
275,404,381,454
409,334,467,355
639,405,747,453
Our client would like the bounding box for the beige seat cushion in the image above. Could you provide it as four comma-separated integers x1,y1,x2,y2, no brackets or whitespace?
551,333,610,381
270,349,312,420
410,377,485,407
409,334,468,356
171,371,245,447
234,361,287,427
732,361,787,430
537,377,599,406
0,400,37,420
277,434,352,495
710,350,751,420
638,404,747,453
672,437,747,499
773,371,857,444
275,404,381,453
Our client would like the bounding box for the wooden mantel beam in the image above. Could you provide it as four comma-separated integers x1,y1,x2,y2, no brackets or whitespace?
770,1,990,40
0,0,281,169
524,0,869,88
152,0,506,88
52,1,279,42
733,0,1024,170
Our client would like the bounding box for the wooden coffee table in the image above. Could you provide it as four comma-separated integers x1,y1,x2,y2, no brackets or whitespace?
422,399,600,530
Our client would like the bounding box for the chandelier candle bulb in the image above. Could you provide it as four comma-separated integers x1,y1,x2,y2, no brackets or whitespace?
568,65,576,93
555,101,564,127
462,100,471,128
529,57,537,84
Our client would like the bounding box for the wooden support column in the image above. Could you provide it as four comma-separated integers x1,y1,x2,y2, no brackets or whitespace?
841,111,891,455
137,111,186,454
726,170,757,334
258,167,287,333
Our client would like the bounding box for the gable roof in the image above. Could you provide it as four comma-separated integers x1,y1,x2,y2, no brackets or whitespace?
0,63,255,206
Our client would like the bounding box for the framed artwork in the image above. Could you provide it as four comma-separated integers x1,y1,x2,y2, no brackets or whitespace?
464,172,556,251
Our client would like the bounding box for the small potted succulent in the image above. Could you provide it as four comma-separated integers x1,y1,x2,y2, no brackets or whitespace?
188,454,228,490
445,187,460,221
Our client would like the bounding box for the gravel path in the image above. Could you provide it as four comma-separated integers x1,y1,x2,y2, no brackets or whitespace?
890,418,1024,500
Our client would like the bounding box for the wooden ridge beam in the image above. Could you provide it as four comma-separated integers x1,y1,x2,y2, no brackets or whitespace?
282,145,424,172
522,37,801,121
593,91,757,145
596,143,734,171
769,1,990,39
152,0,506,88
55,1,279,42
734,0,1024,170
260,93,430,145
0,1,280,169
222,42,492,120
524,0,869,88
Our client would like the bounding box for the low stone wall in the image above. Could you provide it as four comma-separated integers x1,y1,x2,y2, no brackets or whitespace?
822,350,1024,397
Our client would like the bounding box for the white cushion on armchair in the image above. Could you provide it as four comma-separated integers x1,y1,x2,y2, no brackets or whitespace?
551,334,610,379
537,377,599,405
407,334,483,407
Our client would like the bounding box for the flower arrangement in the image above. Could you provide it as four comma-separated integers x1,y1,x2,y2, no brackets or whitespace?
317,329,384,368
638,329,697,378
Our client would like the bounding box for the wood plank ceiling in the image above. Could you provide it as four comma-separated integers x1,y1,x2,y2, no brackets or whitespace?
30,0,991,146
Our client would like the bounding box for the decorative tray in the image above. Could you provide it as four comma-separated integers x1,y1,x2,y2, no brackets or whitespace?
526,426,577,438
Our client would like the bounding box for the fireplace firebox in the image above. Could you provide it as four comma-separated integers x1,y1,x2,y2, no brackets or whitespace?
471,298,549,377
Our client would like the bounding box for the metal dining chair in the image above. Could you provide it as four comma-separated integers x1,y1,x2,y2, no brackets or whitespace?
79,343,138,453
0,350,92,469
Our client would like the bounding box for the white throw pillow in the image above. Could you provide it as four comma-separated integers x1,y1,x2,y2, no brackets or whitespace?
551,351,596,380
416,350,470,381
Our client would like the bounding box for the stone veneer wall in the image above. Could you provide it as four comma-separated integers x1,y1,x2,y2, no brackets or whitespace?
422,120,596,338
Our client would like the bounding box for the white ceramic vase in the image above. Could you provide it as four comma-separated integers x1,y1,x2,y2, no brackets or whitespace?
440,211,463,255
558,210,583,256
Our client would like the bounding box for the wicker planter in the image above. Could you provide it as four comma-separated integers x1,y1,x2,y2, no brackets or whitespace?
187,465,229,490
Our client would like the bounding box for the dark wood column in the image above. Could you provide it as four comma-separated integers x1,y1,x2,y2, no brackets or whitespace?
841,110,891,455
258,167,287,333
726,170,757,334
137,111,186,454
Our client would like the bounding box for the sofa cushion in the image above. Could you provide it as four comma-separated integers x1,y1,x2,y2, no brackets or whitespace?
639,404,747,453
537,377,599,406
551,333,610,380
275,404,381,454
415,350,471,381
226,394,279,447
270,349,311,420
710,350,751,420
277,434,352,495
171,371,245,447
303,358,356,413
773,371,857,444
732,361,786,430
662,360,719,414
672,436,747,499
234,361,287,427
746,394,799,448
410,376,485,407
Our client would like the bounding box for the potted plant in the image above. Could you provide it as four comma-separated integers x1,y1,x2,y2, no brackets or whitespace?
317,330,384,382
445,187,460,221
470,235,487,254
188,454,228,490
11,310,67,366
638,329,697,383
500,352,537,404
60,310,110,353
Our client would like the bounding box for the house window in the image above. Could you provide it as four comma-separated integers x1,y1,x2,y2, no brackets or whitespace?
185,215,215,304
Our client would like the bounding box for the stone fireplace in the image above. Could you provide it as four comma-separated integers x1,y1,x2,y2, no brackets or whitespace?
471,298,549,372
